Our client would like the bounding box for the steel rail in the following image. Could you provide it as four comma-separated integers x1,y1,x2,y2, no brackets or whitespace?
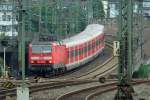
0,79,97,99
85,80,150,100
56,80,150,100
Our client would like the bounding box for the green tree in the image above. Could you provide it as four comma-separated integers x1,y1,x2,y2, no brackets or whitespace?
24,0,91,39
92,0,105,20
138,64,149,78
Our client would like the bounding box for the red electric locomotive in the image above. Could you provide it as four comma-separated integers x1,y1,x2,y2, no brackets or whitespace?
28,24,105,75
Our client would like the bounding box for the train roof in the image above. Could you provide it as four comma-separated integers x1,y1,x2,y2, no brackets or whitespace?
62,24,104,47
31,41,51,45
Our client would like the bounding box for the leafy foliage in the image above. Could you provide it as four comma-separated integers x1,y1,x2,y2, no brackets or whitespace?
92,0,105,19
138,64,149,78
24,0,105,38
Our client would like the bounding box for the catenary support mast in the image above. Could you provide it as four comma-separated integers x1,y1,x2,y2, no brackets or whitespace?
114,0,134,99
17,0,29,100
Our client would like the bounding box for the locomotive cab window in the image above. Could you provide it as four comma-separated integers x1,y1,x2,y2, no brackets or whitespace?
32,45,52,53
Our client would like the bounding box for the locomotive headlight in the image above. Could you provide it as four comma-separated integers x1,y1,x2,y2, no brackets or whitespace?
49,61,52,63
43,57,52,60
31,57,39,60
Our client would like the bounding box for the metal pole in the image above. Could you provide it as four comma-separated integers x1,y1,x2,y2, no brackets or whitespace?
107,0,110,22
128,0,133,82
3,47,5,78
12,0,15,37
57,0,62,35
139,0,144,61
21,11,25,85
18,0,27,86
17,0,29,100
39,1,41,35
45,1,48,33
87,0,93,24
28,0,32,33
18,0,22,79
75,0,80,33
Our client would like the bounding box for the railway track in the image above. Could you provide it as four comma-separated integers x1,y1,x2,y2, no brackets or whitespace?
0,79,100,99
56,79,150,100
77,56,118,80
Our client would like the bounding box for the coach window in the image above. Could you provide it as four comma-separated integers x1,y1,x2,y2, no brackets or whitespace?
89,44,91,50
100,38,102,44
96,40,99,46
75,49,78,56
74,49,76,56
78,49,80,55
102,36,104,42
77,49,79,56
83,46,86,53
88,44,90,51
82,46,84,56
67,51,69,57
79,49,81,55
92,42,95,49
99,38,101,45
72,50,75,57
69,50,73,57
93,42,96,48
92,42,95,50
81,48,83,54
90,44,92,50
94,42,96,48
88,44,90,50
94,41,96,48
79,48,81,55
86,45,88,52
85,44,87,53
80,48,83,55
102,35,104,41
76,49,78,56
91,44,93,50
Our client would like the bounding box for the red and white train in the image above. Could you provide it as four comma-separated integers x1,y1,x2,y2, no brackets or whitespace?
28,24,105,75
